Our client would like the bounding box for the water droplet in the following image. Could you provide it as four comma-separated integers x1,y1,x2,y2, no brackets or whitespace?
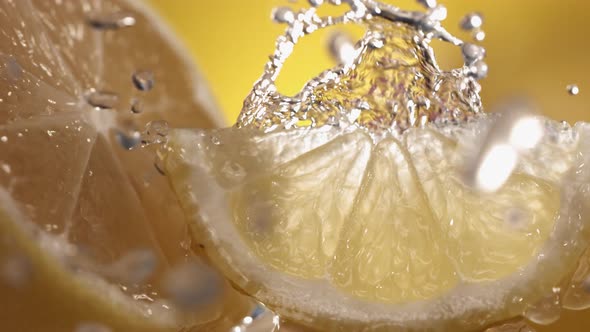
417,0,437,9
132,70,155,92
74,322,112,332
523,293,561,325
461,43,486,64
473,29,486,41
508,116,544,150
0,255,32,288
131,98,144,114
460,12,484,31
429,5,447,21
163,261,222,310
87,11,136,30
272,7,295,24
308,0,324,6
141,120,169,146
115,130,141,150
107,249,157,285
475,144,518,192
85,90,119,109
461,100,540,193
327,31,356,66
0,136,7,143
567,84,580,96
467,60,488,80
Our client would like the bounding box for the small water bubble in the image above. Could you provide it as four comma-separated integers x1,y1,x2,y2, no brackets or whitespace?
0,255,32,288
132,70,155,92
308,0,324,6
0,136,7,143
417,0,437,9
460,12,484,31
141,120,169,146
567,84,580,96
86,90,119,110
74,322,112,332
272,7,296,24
163,261,221,311
115,130,141,150
131,98,144,114
46,130,57,137
328,31,356,66
87,11,136,30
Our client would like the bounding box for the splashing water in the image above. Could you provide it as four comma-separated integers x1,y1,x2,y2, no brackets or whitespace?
237,0,485,140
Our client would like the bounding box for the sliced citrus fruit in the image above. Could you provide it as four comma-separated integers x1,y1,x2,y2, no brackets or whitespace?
164,117,590,331
161,2,590,331
0,0,252,331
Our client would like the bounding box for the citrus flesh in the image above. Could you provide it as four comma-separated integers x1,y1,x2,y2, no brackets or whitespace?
163,117,590,331
0,0,252,331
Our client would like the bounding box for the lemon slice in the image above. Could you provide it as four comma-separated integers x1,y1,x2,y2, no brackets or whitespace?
163,116,590,331
0,0,252,330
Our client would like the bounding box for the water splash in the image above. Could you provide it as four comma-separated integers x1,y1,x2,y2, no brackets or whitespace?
236,0,485,139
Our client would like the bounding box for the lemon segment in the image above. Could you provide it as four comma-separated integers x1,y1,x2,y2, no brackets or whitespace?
233,131,372,279
331,137,458,302
406,128,560,282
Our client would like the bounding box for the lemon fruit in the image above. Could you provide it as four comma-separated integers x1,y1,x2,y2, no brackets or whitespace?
0,0,251,331
161,8,590,331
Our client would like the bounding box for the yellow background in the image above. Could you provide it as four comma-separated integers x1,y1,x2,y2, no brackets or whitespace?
149,0,589,126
